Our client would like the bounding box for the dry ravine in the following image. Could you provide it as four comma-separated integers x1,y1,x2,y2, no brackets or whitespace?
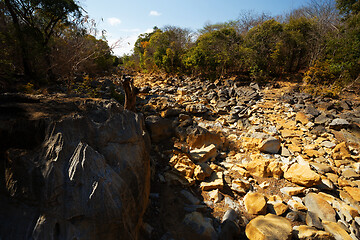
1,75,360,240
135,75,360,240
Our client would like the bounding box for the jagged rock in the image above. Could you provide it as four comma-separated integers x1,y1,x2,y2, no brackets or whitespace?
186,104,208,114
322,221,353,240
244,192,267,215
304,193,336,222
267,201,288,216
281,147,292,157
342,169,360,179
332,142,352,160
194,163,213,181
293,225,335,240
284,163,321,187
208,189,223,203
315,113,332,125
183,212,218,240
321,141,336,148
333,200,360,222
1,95,150,240
329,118,350,130
259,137,281,154
220,209,244,240
186,126,223,149
306,211,324,229
268,161,284,179
287,199,307,211
245,214,292,240
190,144,217,163
169,153,196,178
305,105,320,117
200,172,224,191
343,187,360,202
231,179,250,194
145,115,174,142
310,162,332,174
244,155,269,178
296,112,312,125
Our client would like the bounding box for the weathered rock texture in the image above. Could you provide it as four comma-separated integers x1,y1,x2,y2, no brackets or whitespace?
0,93,150,240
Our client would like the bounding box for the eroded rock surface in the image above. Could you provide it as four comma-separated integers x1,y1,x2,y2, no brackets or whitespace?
0,94,150,240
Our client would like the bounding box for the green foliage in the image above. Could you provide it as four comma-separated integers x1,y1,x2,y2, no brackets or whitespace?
133,26,192,73
336,0,360,16
244,19,284,75
183,27,243,77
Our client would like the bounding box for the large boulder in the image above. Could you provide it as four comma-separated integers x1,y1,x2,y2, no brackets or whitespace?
245,214,292,240
284,163,321,187
0,94,150,240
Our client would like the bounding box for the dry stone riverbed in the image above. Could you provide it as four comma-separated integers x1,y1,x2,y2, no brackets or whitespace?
134,75,360,240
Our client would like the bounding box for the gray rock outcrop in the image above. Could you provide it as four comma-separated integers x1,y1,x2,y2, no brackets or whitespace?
0,94,150,240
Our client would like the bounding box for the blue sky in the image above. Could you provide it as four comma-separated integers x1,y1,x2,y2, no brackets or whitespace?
82,0,311,56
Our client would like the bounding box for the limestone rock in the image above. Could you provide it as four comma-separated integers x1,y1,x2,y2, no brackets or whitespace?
194,163,213,181
322,221,353,240
284,163,321,187
190,144,217,163
329,118,350,130
244,192,267,215
293,225,335,240
145,115,174,142
171,154,196,178
200,172,224,191
304,193,336,222
280,186,305,196
245,214,292,240
287,199,307,211
296,112,311,125
208,189,223,203
245,156,269,178
1,95,150,240
259,137,281,154
186,104,209,114
186,126,223,149
268,202,289,216
332,142,352,160
268,161,283,179
231,179,250,194
183,212,218,240
343,187,360,202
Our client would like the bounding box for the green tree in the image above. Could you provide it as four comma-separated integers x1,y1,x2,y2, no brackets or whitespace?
183,27,243,77
244,19,284,75
282,16,316,72
133,26,192,73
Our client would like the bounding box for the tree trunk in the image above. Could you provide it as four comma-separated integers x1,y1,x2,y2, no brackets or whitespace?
4,0,33,79
121,76,138,112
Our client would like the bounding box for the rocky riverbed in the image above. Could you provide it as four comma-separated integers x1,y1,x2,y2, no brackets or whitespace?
1,74,359,240
135,75,360,240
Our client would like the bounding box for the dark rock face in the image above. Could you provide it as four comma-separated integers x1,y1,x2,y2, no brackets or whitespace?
0,94,150,240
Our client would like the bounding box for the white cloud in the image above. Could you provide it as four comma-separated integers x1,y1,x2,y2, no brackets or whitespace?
145,28,154,33
119,28,141,32
107,17,122,26
149,10,161,16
